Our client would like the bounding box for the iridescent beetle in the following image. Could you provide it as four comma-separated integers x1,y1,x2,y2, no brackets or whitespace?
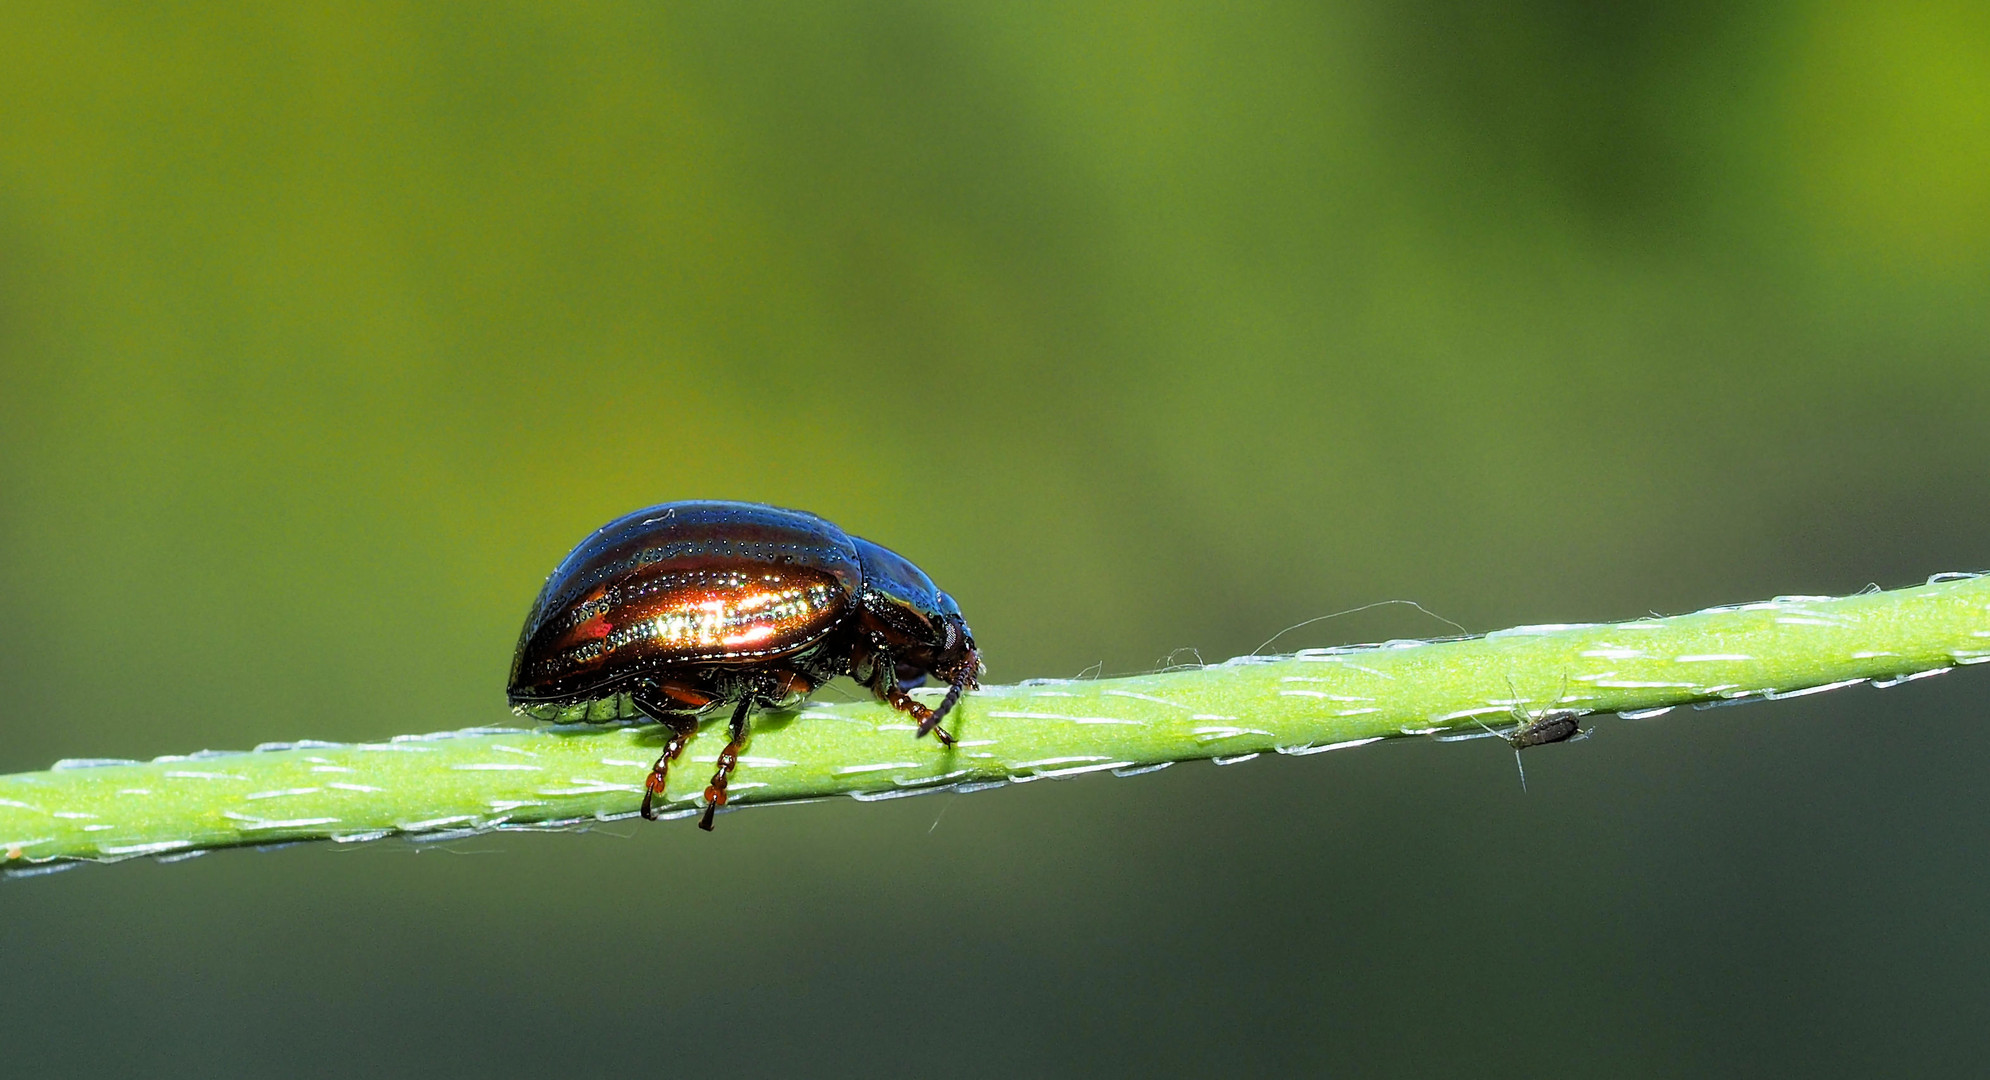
507,501,981,830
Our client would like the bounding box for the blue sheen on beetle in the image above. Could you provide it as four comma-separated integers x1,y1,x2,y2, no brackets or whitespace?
507,501,981,829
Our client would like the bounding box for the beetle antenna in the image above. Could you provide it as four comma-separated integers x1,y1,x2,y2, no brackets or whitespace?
919,675,969,743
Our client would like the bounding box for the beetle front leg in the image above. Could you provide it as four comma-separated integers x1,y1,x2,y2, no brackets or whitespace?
876,663,955,747
883,681,955,746
853,635,955,745
700,697,756,831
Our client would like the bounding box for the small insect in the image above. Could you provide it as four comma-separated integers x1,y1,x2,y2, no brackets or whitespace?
507,501,982,830
1475,678,1589,792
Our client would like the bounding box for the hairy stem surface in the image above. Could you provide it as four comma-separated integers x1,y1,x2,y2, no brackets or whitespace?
5,574,1987,873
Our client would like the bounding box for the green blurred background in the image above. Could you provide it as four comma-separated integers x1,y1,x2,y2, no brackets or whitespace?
3,3,1988,1075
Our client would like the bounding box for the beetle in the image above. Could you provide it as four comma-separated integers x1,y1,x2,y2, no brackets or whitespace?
507,501,982,830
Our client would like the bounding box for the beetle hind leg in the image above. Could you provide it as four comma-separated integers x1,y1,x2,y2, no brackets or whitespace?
700,697,756,831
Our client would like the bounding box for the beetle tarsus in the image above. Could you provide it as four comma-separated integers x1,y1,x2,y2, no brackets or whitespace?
641,769,668,820
638,715,698,820
884,668,967,747
917,676,971,744
913,714,955,745
698,698,755,832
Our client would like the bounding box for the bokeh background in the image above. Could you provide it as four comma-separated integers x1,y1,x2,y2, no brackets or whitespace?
3,3,1988,1075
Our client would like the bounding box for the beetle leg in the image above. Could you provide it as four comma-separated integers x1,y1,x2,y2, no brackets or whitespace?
631,682,714,821
847,636,883,689
638,679,717,712
856,634,956,745
700,697,756,831
767,668,816,707
638,714,699,820
880,676,955,747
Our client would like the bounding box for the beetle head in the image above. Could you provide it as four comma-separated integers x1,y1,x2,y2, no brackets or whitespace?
853,538,983,731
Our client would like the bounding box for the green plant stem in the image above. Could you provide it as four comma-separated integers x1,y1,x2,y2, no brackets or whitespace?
5,573,1988,872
